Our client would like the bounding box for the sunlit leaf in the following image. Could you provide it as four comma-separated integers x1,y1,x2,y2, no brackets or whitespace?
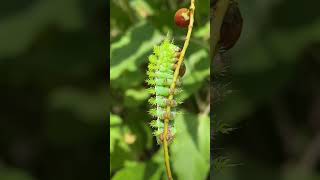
171,113,210,180
110,21,163,80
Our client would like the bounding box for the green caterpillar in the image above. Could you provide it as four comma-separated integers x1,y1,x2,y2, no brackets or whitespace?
146,37,183,144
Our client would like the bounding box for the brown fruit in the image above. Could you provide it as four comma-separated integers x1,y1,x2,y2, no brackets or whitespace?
173,62,186,77
179,62,186,77
174,8,190,28
219,2,243,50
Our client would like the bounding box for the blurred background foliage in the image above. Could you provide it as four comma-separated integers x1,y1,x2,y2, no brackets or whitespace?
0,0,107,179
214,0,320,179
110,0,210,179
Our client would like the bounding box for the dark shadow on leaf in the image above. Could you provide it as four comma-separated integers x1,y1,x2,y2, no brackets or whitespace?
143,161,160,180
111,140,133,172
184,113,199,149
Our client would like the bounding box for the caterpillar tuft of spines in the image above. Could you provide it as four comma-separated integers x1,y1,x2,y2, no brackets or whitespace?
146,37,185,144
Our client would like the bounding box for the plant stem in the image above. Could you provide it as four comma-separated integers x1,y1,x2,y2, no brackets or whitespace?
163,0,196,179
210,0,230,59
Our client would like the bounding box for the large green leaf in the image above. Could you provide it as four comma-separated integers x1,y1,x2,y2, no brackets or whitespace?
112,157,164,180
110,114,125,153
110,21,163,80
180,48,210,100
171,113,210,180
124,88,149,107
110,114,133,172
110,112,154,173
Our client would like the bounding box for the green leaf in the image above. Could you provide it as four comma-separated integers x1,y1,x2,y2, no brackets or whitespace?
179,49,210,100
171,113,210,180
111,70,145,90
130,0,154,18
110,114,133,172
110,112,154,173
197,114,210,160
110,114,125,153
110,0,133,40
194,22,210,40
124,88,149,107
111,113,122,126
110,21,163,80
112,160,163,180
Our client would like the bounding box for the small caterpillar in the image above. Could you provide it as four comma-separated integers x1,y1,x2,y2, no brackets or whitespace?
146,37,184,144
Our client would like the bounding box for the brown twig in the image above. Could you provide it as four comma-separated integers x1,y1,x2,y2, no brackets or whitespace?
162,0,196,179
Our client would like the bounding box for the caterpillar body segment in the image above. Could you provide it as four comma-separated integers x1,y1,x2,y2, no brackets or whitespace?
146,37,184,144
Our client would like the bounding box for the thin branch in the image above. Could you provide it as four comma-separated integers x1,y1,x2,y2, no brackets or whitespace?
163,0,196,179
175,36,210,50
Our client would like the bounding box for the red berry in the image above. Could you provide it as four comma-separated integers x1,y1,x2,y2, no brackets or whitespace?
174,8,190,28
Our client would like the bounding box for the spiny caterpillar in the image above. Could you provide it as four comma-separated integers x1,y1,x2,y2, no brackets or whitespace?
146,37,185,144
